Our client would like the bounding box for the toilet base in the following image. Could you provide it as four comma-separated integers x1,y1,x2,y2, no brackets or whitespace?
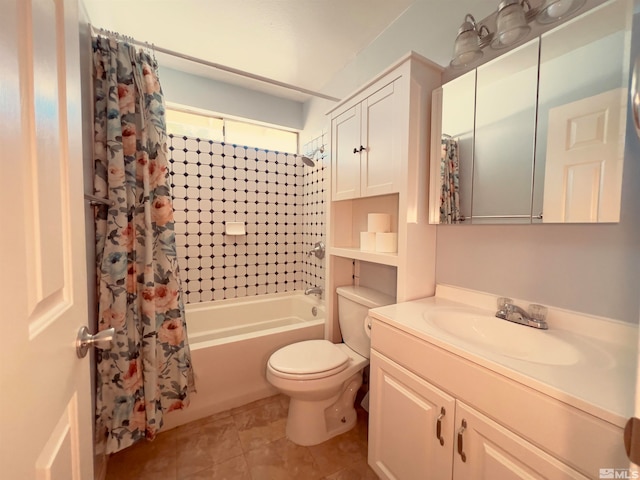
285,373,363,446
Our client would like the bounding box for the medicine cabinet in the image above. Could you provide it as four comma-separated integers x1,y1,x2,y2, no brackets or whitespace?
430,0,632,224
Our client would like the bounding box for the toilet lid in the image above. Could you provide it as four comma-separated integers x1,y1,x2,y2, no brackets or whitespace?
268,340,349,377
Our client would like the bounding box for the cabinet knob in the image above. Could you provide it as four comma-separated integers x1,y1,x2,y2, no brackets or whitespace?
353,146,366,154
353,147,358,154
457,419,467,462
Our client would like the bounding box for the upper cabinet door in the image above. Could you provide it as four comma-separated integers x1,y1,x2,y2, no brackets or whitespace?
437,70,476,224
533,0,631,223
472,39,539,224
332,105,362,200
361,81,401,197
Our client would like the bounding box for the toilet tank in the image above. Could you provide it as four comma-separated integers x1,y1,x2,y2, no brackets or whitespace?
336,286,395,358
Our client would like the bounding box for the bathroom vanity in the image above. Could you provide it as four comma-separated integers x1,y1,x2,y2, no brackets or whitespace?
366,285,635,479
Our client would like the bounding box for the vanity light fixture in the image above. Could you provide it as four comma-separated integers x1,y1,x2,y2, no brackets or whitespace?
449,0,588,68
450,14,491,68
491,0,532,49
536,0,586,24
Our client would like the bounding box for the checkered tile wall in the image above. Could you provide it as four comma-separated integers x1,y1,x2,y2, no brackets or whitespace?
168,134,325,304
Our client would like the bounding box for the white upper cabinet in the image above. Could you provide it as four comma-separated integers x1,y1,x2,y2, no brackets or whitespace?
332,80,403,201
325,53,442,341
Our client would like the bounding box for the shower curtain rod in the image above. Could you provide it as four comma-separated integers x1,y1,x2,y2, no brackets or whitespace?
91,26,341,103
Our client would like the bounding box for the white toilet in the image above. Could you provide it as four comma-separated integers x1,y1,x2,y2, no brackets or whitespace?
266,285,394,446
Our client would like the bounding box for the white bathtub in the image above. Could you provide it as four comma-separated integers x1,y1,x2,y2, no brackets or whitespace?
163,291,325,430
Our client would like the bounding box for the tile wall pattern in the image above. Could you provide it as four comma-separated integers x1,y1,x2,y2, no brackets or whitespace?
300,133,327,292
168,134,326,304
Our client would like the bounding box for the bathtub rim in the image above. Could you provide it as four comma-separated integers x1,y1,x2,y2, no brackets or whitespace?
185,289,325,314
185,290,326,350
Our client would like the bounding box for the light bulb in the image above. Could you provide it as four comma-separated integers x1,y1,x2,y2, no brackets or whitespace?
546,0,572,18
537,0,585,24
492,1,531,49
499,28,523,46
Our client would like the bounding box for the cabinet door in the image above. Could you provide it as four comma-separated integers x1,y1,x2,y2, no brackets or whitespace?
332,104,362,200
453,402,588,480
369,351,455,480
473,39,539,223
361,81,402,197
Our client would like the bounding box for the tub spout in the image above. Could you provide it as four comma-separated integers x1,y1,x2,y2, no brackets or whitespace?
305,287,323,296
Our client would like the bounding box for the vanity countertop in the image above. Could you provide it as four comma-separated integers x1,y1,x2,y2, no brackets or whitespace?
368,285,638,428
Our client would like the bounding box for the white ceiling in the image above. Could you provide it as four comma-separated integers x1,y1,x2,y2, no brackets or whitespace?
82,0,497,102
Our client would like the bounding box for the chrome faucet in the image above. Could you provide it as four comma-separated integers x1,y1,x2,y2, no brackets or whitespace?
495,298,548,330
305,287,323,296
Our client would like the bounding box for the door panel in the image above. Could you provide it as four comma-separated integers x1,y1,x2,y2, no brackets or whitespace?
369,351,455,480
542,88,626,222
362,82,400,197
332,105,361,200
0,0,93,478
453,402,588,480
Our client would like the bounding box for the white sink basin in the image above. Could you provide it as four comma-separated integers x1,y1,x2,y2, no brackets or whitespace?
422,307,582,366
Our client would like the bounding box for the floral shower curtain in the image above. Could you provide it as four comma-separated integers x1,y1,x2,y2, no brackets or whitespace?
92,36,194,454
440,136,462,224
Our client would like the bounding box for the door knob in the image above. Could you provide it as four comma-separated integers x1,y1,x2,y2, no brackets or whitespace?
624,416,640,464
76,326,115,359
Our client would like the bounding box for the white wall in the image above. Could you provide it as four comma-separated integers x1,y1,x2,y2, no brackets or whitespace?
159,67,305,131
303,1,640,324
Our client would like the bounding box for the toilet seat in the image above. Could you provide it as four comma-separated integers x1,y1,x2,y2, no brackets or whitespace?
268,340,349,380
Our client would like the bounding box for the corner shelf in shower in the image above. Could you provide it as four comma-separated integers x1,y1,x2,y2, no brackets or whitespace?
328,247,398,267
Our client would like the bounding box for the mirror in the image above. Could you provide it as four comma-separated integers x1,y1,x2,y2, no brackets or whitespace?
533,0,631,223
473,39,539,224
431,0,632,225
438,70,475,223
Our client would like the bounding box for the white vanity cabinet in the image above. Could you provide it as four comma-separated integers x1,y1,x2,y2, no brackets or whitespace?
369,351,587,480
331,80,402,200
368,318,626,479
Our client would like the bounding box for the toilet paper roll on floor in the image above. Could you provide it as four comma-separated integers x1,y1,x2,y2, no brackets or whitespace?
368,213,391,233
376,232,398,253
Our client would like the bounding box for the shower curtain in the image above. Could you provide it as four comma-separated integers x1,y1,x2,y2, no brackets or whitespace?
440,136,462,224
92,35,194,454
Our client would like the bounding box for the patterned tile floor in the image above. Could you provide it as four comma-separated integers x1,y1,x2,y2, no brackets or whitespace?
105,394,378,480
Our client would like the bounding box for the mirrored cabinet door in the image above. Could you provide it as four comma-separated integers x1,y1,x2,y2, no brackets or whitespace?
533,0,631,223
439,70,475,224
472,39,539,224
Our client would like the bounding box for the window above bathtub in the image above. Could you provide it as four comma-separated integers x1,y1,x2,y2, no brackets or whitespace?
165,105,299,154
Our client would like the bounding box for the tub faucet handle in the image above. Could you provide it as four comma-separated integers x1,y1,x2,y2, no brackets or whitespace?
307,241,325,259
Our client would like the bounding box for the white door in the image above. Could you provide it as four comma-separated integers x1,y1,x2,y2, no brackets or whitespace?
369,351,455,480
0,0,93,478
542,88,626,223
629,304,640,473
331,105,362,200
361,81,401,197
452,402,588,480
